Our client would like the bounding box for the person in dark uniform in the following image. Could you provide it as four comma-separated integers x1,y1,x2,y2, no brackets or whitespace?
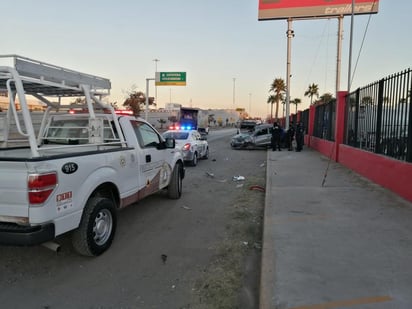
295,121,304,152
286,122,295,151
271,122,282,151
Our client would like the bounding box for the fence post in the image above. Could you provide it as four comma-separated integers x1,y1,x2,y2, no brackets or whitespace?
354,88,360,148
407,73,412,162
375,79,384,154
335,91,348,162
308,105,316,147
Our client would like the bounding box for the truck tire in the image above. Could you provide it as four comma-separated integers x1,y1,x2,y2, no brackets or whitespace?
72,197,117,256
191,152,198,166
168,163,183,199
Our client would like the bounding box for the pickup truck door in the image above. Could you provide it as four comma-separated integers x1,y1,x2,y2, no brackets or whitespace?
129,120,172,198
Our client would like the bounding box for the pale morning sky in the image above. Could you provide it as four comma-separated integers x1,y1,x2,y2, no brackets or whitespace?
1,1,410,118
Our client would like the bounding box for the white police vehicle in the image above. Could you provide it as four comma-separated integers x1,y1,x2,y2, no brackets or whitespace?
163,125,209,166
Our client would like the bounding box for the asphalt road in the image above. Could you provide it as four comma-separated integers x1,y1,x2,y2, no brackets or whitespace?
0,127,266,309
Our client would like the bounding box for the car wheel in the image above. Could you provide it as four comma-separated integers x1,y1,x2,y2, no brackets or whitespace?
203,147,209,159
191,152,198,166
72,197,117,256
167,162,183,199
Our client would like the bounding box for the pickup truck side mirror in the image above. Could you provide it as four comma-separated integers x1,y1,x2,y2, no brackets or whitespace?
156,137,175,150
165,137,175,149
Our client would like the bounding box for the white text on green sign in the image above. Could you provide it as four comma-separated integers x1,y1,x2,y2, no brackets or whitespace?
155,72,186,86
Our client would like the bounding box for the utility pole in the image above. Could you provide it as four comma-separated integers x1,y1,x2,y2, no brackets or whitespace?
285,18,294,130
347,0,355,92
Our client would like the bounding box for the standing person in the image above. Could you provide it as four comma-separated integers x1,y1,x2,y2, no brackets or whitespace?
295,121,304,152
286,122,295,151
271,122,282,151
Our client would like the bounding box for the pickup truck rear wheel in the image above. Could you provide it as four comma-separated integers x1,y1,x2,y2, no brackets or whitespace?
72,197,117,256
168,163,183,199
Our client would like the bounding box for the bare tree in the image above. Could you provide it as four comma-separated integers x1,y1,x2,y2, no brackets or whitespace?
123,90,155,116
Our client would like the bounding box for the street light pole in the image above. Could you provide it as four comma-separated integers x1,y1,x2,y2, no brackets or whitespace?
145,78,155,121
153,58,159,107
233,78,236,108
249,93,252,116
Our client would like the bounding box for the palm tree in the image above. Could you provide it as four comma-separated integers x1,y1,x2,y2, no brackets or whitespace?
267,95,276,120
269,78,286,120
157,118,166,129
319,93,334,104
292,98,301,114
304,83,319,105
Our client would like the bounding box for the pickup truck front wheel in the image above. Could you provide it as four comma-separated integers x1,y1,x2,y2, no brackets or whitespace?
72,197,117,256
167,163,183,199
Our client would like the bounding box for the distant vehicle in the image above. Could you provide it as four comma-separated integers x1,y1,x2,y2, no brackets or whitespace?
197,127,209,136
231,123,274,149
179,107,199,130
239,119,258,130
163,129,209,166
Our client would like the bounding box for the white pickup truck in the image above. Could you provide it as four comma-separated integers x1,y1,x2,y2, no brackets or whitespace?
0,55,185,256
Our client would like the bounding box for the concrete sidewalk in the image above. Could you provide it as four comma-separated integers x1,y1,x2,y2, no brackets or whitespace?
260,148,412,309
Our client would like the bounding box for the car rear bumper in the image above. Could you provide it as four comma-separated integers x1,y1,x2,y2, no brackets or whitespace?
182,151,194,161
0,222,55,246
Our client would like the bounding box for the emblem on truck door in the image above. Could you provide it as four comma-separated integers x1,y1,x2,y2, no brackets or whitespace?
62,162,78,174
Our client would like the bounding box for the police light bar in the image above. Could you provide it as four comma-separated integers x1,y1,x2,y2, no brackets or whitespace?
169,125,193,131
115,110,134,115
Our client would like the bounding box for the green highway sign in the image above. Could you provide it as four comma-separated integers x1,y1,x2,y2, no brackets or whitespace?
155,72,186,86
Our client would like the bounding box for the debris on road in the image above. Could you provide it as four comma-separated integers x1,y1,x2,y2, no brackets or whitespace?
205,171,215,178
161,254,168,264
249,185,265,192
232,176,245,181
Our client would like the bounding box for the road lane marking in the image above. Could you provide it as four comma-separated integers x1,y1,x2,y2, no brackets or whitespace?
288,295,393,309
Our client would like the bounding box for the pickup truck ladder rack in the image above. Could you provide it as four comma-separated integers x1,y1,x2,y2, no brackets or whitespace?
0,55,125,157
